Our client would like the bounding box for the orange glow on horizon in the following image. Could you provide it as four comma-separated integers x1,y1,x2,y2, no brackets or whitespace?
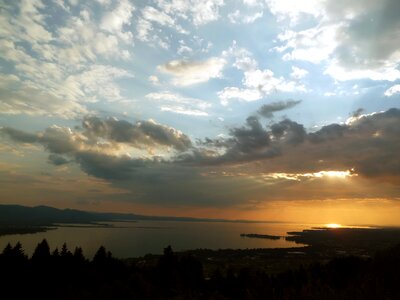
325,223,342,228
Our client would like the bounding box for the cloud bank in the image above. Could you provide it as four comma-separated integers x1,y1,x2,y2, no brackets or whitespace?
2,107,400,207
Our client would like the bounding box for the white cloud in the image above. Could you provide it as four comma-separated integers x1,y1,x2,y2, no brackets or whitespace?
218,87,262,105
136,6,187,49
228,10,263,24
243,69,306,94
158,57,226,86
269,0,400,81
16,0,53,42
141,6,175,27
219,44,307,104
160,106,209,116
266,0,324,24
223,41,258,71
137,18,153,42
290,66,309,80
57,8,133,62
277,26,339,64
149,75,160,85
324,92,336,97
0,74,87,118
100,0,135,42
146,91,211,116
156,0,225,26
384,84,400,97
325,63,400,82
0,0,52,44
0,1,135,118
177,40,193,55
62,65,133,103
243,0,263,7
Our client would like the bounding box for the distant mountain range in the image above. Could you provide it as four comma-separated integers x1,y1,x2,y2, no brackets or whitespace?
0,204,267,228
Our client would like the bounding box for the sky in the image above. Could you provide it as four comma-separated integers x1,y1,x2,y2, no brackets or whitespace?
0,0,400,225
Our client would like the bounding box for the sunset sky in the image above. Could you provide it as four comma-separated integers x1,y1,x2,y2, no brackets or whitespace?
1,0,400,225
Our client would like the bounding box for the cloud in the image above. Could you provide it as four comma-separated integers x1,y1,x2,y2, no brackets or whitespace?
265,0,324,24
75,151,150,180
82,116,193,152
136,5,187,48
218,66,306,104
146,91,211,116
100,0,135,35
384,84,400,97
2,108,400,207
155,0,225,26
0,127,39,144
257,99,302,118
158,57,226,86
0,64,133,117
193,116,306,164
48,154,70,166
228,10,263,24
269,0,400,81
290,66,308,80
4,0,53,43
225,42,258,71
0,1,134,119
276,26,339,64
148,75,160,85
2,116,192,158
218,87,262,105
192,108,400,183
219,43,307,105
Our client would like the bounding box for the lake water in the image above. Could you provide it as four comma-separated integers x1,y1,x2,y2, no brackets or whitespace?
0,221,313,258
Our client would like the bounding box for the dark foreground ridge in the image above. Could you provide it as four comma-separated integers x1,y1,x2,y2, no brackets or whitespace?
1,238,400,300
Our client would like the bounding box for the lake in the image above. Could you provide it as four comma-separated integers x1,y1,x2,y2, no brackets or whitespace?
0,221,313,258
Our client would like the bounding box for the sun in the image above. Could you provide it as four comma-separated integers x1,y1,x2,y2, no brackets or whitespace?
325,223,342,228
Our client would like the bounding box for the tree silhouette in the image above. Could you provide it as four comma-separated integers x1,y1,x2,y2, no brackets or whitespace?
12,242,27,261
31,239,50,261
60,242,72,259
2,243,12,256
93,246,107,264
52,247,60,257
73,246,85,263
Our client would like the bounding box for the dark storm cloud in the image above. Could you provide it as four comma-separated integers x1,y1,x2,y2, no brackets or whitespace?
257,100,301,118
308,124,347,143
40,126,81,154
2,108,400,206
193,116,305,164
227,116,271,155
343,108,400,178
1,116,193,182
75,151,150,180
82,116,192,151
0,127,39,143
1,125,81,154
47,154,70,166
192,108,400,182
270,119,306,145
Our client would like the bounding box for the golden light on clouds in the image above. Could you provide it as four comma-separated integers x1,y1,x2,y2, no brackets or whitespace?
267,169,357,181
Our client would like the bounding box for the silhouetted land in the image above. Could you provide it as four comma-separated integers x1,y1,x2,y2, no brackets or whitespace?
286,227,400,251
240,233,281,240
1,236,400,299
0,204,273,236
185,228,400,276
